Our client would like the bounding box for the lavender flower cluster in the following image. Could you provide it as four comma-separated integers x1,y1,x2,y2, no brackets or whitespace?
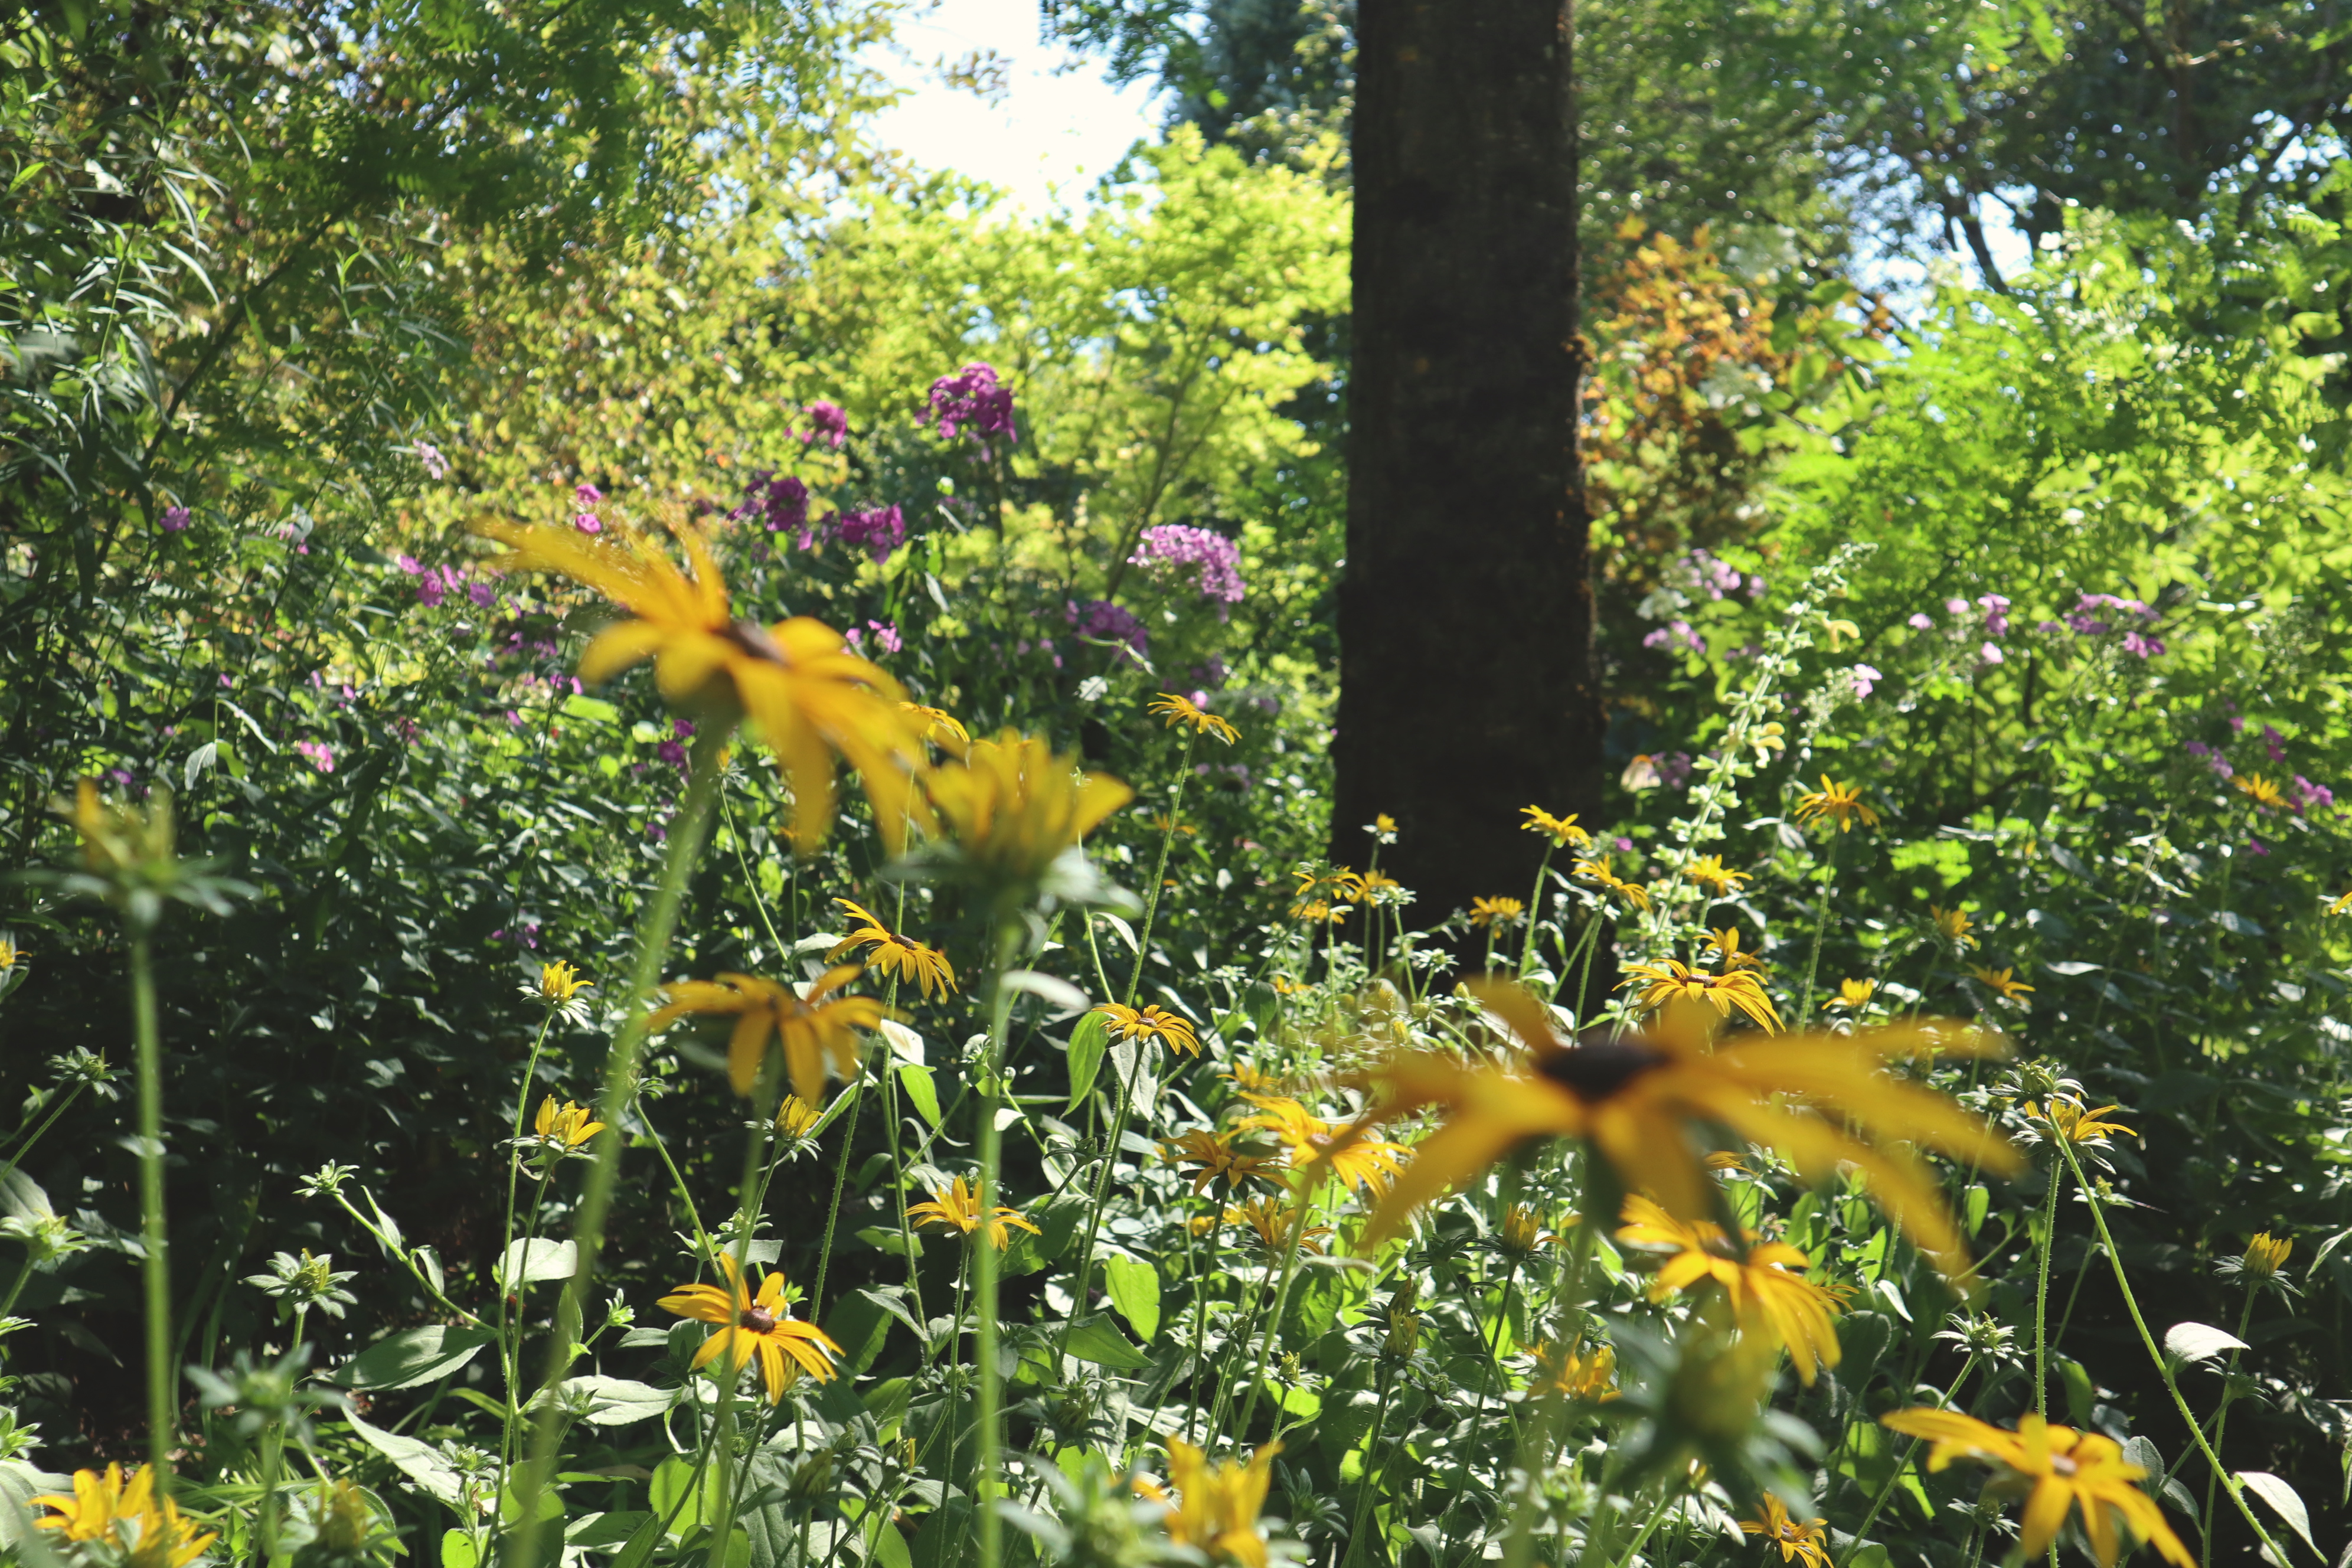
1066,598,1148,662
1130,524,1244,607
731,471,812,543
1636,548,1766,654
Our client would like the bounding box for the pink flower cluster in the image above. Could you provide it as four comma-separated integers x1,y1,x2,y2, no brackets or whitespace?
293,740,335,774
731,471,812,543
400,556,494,610
1642,620,1704,654
801,400,848,449
926,362,1018,454
834,504,906,564
2063,593,2164,656
844,620,904,655
414,440,450,480
1131,524,1244,606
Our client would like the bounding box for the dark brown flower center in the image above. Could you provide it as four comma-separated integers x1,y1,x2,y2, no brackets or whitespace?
721,618,788,665
740,1305,779,1334
1534,1030,1670,1102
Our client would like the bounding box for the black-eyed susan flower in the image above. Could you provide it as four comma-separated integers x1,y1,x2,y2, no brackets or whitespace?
2233,773,2285,810
916,731,1132,904
908,1176,1041,1250
0,935,19,972
647,967,883,1103
1352,982,2021,1275
1969,965,2036,1002
1618,1195,1845,1385
1932,904,1980,948
1521,806,1592,847
1825,978,1877,1012
1531,1338,1619,1401
1707,927,1768,973
901,702,971,753
531,1096,605,1153
1794,775,1881,834
1222,1197,1332,1255
1161,1130,1283,1195
1573,854,1651,910
1135,1438,1282,1568
1353,869,1403,903
1148,692,1240,745
2022,1098,2135,1149
1740,1495,1831,1568
774,1095,823,1139
1293,866,1366,908
475,518,928,850
2217,1231,2295,1291
1239,1094,1406,1194
535,960,587,1003
2329,890,2352,916
1469,896,1525,929
1621,958,1783,1033
35,1464,216,1567
1290,900,1350,925
1684,855,1752,896
1498,1202,1552,1256
658,1253,841,1402
828,898,958,999
1095,1002,1201,1057
1877,1409,2193,1568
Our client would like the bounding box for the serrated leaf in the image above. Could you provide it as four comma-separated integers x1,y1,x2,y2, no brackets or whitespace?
2237,1472,2316,1553
1064,1011,1109,1112
2164,1321,2249,1364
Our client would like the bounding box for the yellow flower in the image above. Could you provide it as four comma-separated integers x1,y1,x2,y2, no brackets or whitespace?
920,731,1133,894
1498,1203,1551,1255
774,1095,824,1138
647,966,883,1102
1352,981,2021,1276
535,960,589,1003
1520,807,1592,847
1746,721,1788,762
1741,1495,1831,1568
531,1096,606,1151
1290,900,1350,925
1469,896,1525,929
1095,1002,1201,1057
1294,866,1366,906
1931,904,1980,948
1,935,22,970
475,518,927,850
1618,1195,1845,1386
35,1464,217,1568
1573,855,1651,910
2024,1099,2136,1148
1706,927,1767,973
1684,855,1752,896
1794,775,1881,834
658,1253,841,1402
1161,1130,1283,1195
2329,890,2352,916
828,898,958,999
2233,773,2285,809
901,702,971,753
1370,813,1399,843
1621,958,1783,1033
1224,1061,1283,1093
1825,978,1877,1012
1239,1094,1406,1194
1221,1197,1332,1255
1148,692,1240,745
1135,1438,1282,1568
1877,1409,2193,1568
908,1175,1041,1250
1970,965,2036,1002
2236,1231,2293,1280
1354,869,1402,901
1531,1339,1619,1401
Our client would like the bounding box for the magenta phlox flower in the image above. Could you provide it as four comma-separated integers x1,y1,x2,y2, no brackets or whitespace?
1190,657,1229,688
574,481,604,504
801,400,849,449
1907,612,1935,630
1131,524,1244,606
834,504,906,564
926,362,1019,454
2294,775,2334,811
574,512,603,534
161,505,191,534
732,471,812,540
1977,594,2011,636
1848,664,1884,699
1065,598,1148,661
1944,597,1968,615
2121,632,2164,658
293,740,336,775
397,554,423,575
2035,619,2066,634
1641,620,1704,654
1979,642,2005,666
2261,724,2286,763
2248,838,2270,857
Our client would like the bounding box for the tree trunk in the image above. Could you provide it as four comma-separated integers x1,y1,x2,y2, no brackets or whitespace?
1334,0,1598,939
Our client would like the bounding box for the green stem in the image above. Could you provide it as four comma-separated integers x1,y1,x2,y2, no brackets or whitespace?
502,733,726,1568
1834,1353,1980,1568
2052,1137,2292,1565
975,923,1024,1568
2034,1154,2064,1418
1340,1357,1399,1568
1795,837,1839,1028
1230,1181,1314,1443
2198,1291,2261,1568
129,932,174,1488
1609,1484,1684,1568
498,1004,561,1473
1054,1041,1147,1364
1518,846,1557,975
0,1080,86,1197
1125,734,1196,1006
1182,1204,1221,1445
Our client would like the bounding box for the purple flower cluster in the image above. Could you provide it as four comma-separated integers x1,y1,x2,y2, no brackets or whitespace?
293,740,336,775
844,620,904,655
414,441,450,480
1130,524,1245,607
1641,619,1704,654
1066,598,1148,662
401,556,495,610
1674,550,1757,600
1847,664,1884,699
2062,593,2164,657
801,400,848,449
834,504,906,565
926,362,1018,454
161,505,191,534
656,718,695,772
732,471,813,543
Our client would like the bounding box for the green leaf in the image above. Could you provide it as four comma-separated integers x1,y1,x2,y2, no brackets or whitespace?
1964,1184,1990,1237
344,1409,463,1507
561,694,620,723
875,1524,914,1568
650,1455,709,1540
442,1531,479,1568
497,1237,579,1289
1062,1314,1150,1371
333,1325,498,1391
555,1375,677,1426
2236,1471,2316,1554
1102,1257,1161,1341
1064,1011,1110,1112
568,1513,652,1550
899,1064,940,1131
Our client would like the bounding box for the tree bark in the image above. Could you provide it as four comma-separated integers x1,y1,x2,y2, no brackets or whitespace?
1334,0,1598,935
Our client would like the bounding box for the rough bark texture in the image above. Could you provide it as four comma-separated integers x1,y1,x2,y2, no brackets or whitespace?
1334,0,1598,932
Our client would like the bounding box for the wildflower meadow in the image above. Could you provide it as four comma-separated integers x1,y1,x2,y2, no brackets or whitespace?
6,6,2352,1568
